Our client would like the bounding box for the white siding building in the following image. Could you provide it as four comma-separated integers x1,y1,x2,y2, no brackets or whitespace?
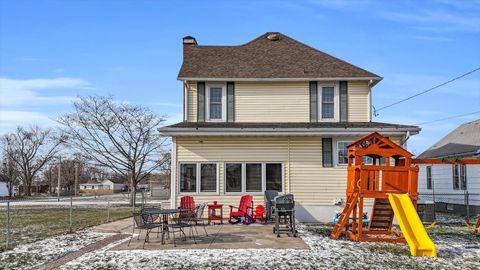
418,120,480,215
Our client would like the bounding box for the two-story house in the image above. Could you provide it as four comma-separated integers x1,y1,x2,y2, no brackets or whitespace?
159,32,420,222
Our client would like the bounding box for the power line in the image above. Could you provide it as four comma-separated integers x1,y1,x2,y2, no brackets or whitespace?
415,111,480,125
374,67,480,115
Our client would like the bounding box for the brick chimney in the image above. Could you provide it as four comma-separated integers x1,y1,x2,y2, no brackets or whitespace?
183,36,197,57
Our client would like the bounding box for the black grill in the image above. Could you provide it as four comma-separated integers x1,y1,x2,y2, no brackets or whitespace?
273,194,297,237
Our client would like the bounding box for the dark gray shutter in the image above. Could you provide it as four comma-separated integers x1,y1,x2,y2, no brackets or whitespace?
227,82,235,122
322,138,333,167
309,81,318,122
339,81,348,122
197,82,205,122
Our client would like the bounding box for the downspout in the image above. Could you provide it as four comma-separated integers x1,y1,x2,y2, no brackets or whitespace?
183,80,188,121
288,136,291,193
403,130,411,149
170,137,177,209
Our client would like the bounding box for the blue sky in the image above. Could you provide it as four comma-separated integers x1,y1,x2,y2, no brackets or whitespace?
0,0,479,155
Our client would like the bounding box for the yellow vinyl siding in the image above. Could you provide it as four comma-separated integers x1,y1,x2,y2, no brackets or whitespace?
186,80,372,123
187,81,197,122
235,82,310,122
348,81,370,122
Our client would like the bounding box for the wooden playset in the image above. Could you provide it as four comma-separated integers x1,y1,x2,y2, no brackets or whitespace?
330,132,480,257
330,132,418,243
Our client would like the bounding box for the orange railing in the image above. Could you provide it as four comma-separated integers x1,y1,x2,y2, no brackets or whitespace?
347,165,418,199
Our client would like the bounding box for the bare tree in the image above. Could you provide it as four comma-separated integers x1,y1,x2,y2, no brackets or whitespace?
58,96,169,205
0,126,64,196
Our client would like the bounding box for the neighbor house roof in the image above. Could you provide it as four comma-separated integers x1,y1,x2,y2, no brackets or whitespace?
418,119,480,158
178,32,382,82
158,122,420,136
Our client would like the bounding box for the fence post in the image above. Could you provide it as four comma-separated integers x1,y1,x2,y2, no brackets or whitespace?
141,190,145,209
465,191,470,219
69,196,73,233
6,201,10,250
107,201,110,222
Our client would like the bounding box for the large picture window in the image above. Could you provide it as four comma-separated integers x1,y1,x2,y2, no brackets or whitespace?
201,164,217,192
266,163,282,191
179,163,218,194
246,164,262,192
225,163,242,192
180,164,197,193
225,162,283,193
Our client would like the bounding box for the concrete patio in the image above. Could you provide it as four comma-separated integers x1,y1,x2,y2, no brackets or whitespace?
94,218,309,250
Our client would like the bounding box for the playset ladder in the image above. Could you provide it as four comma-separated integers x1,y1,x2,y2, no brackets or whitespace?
368,198,394,231
331,192,358,240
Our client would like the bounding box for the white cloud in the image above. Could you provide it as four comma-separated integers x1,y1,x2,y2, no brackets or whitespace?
0,110,55,134
0,77,89,106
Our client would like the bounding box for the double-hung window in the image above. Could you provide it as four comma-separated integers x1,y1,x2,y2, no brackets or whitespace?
337,141,350,165
206,84,226,121
456,164,467,190
225,162,283,193
452,164,460,190
180,163,218,193
321,86,335,119
426,166,432,190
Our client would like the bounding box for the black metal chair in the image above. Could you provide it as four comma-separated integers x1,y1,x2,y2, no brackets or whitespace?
128,213,163,248
191,203,209,236
264,190,279,223
168,210,197,247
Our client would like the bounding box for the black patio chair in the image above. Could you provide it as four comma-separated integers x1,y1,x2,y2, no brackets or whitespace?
264,190,279,223
191,203,209,236
128,213,163,248
168,210,197,247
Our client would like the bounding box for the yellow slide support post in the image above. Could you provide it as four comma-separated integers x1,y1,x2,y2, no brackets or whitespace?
388,194,437,257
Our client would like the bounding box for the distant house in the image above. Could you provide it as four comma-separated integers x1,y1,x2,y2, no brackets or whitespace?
0,179,8,197
79,179,127,193
418,119,480,216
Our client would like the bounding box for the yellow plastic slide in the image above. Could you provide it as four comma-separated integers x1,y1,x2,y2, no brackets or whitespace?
388,194,437,257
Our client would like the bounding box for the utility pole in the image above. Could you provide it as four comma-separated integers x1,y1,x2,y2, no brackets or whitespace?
57,156,61,202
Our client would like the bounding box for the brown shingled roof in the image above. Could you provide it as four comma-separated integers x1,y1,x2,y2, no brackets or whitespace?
178,32,382,80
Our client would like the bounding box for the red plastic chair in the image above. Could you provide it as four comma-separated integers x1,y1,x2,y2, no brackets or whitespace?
253,205,265,223
179,196,195,218
228,195,253,224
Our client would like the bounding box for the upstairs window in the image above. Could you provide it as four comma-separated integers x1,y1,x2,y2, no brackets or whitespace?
322,87,335,119
206,84,226,121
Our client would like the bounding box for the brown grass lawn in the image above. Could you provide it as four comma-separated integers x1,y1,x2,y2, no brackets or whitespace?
0,206,132,252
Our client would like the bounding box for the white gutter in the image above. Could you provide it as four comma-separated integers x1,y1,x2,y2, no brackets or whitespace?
159,128,419,137
178,77,383,82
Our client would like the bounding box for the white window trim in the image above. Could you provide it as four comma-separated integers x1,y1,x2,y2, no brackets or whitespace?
206,83,226,122
178,162,220,195
334,140,352,167
224,162,284,195
318,83,339,122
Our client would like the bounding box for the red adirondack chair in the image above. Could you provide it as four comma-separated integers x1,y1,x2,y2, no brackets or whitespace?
228,195,253,224
179,196,195,218
253,205,265,223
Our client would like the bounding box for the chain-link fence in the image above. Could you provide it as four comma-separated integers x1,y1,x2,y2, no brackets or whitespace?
0,191,170,252
418,192,480,225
